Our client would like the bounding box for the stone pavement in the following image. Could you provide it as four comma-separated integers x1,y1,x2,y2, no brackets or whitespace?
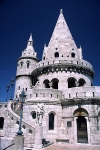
42,143,100,150
24,143,100,150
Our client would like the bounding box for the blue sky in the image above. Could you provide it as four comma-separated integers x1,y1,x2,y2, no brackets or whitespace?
0,0,100,102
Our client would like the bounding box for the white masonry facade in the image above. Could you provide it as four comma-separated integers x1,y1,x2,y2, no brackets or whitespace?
0,9,100,149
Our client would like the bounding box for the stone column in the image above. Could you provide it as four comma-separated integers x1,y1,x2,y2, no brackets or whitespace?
34,125,43,149
74,117,78,143
85,117,91,144
15,135,24,150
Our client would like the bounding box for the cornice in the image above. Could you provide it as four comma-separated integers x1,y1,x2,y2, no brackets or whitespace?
31,63,94,79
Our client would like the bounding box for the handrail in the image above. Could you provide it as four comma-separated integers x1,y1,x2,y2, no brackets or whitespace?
7,100,35,130
2,143,15,150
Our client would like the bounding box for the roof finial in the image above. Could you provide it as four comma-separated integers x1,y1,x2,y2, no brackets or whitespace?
60,9,63,14
28,33,33,42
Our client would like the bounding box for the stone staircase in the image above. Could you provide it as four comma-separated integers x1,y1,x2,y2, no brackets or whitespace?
6,100,35,148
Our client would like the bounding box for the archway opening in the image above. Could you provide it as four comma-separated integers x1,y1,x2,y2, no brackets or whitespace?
68,77,76,88
43,79,50,88
74,108,88,143
54,52,59,58
78,78,85,87
49,113,54,130
0,117,4,130
52,78,59,89
77,116,88,143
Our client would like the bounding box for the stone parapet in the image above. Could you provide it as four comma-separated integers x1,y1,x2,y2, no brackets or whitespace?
26,88,62,102
35,58,93,70
32,59,94,79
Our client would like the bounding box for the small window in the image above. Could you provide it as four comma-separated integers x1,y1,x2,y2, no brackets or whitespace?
27,62,30,68
67,121,72,127
18,86,20,90
0,117,4,130
16,121,19,125
43,57,45,60
54,52,59,57
71,53,75,58
22,125,25,129
32,112,36,119
29,129,32,134
20,62,23,68
49,113,54,130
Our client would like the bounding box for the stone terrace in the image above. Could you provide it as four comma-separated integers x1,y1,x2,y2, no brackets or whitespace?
42,144,100,150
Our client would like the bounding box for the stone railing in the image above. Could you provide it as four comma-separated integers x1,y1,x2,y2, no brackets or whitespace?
7,101,35,138
25,86,100,103
63,86,100,99
35,59,93,70
26,88,62,102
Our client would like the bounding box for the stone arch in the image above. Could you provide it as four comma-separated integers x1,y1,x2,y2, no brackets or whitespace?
51,78,59,89
78,78,86,87
73,108,89,117
0,117,4,129
67,77,77,88
43,79,50,88
73,108,89,143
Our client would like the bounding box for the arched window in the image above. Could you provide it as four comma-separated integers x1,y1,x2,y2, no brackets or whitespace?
27,61,30,68
43,79,50,88
78,78,86,87
51,78,59,89
54,52,59,58
49,113,54,130
43,56,45,60
68,77,76,88
20,62,23,68
71,53,75,58
0,117,4,129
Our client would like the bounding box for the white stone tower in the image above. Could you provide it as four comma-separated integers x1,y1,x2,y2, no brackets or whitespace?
14,34,39,97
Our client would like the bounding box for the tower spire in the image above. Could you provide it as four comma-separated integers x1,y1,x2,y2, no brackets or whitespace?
44,9,80,60
21,33,37,58
27,33,33,47
60,9,63,14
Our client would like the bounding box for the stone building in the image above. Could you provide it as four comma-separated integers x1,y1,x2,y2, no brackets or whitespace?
0,9,100,149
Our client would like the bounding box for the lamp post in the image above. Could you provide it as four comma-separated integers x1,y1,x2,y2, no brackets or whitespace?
10,78,15,100
6,84,10,102
17,89,26,135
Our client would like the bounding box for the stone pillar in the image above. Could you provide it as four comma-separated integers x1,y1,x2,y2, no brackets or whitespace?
15,135,24,150
74,117,78,143
85,117,91,144
34,125,43,149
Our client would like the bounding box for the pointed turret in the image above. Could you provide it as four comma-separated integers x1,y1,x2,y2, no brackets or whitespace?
15,34,39,96
21,33,37,58
42,9,81,60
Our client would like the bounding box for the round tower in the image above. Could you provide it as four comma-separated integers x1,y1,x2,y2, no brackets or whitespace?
32,9,94,91
14,34,39,96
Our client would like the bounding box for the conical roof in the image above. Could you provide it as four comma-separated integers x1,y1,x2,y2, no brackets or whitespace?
43,9,81,60
21,33,37,58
